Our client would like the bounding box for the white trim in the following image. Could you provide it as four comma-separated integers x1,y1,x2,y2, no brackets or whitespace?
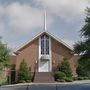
38,37,41,72
49,37,52,72
38,36,40,72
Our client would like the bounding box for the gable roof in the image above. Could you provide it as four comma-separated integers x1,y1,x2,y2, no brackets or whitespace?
14,31,73,54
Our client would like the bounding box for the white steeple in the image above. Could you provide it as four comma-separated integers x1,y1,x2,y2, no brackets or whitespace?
44,10,47,32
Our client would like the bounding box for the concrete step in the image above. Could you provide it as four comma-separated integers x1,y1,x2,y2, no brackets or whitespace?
34,72,55,83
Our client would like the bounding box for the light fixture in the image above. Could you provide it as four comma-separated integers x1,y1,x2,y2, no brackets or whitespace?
53,60,55,64
36,60,37,64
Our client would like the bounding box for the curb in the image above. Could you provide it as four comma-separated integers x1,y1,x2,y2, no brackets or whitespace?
1,80,90,87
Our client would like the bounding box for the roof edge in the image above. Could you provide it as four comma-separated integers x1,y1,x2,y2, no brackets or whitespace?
14,31,73,53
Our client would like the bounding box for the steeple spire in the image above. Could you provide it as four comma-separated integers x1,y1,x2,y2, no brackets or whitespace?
44,10,47,32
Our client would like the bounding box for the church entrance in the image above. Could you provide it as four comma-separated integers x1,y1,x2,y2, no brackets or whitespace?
39,59,50,72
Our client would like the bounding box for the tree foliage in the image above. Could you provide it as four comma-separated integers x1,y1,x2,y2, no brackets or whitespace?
18,59,32,83
57,57,72,77
55,57,73,82
74,7,90,77
76,59,90,77
74,7,90,59
0,38,10,70
59,57,72,77
54,71,66,81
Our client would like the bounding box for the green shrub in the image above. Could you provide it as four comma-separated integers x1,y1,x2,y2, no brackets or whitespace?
59,57,73,77
76,58,90,77
77,76,89,80
54,71,66,81
64,77,73,82
88,77,90,80
77,77,84,80
76,64,87,77
18,59,32,83
73,77,78,81
0,76,8,85
18,80,26,83
56,79,65,82
83,77,89,80
73,76,90,81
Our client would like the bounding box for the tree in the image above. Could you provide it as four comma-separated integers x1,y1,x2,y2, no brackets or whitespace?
59,57,72,77
0,38,10,70
18,59,32,83
74,7,90,77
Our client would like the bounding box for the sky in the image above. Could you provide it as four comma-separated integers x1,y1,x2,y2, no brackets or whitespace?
0,0,90,51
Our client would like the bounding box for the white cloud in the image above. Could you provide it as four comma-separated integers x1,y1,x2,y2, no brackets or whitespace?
0,2,54,35
6,3,43,32
0,23,5,35
0,2,54,49
35,0,89,21
0,0,89,50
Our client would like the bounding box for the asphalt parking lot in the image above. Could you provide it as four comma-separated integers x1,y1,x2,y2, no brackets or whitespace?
1,84,90,90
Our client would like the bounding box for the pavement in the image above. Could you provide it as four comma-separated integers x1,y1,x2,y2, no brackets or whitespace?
1,80,90,87
1,82,90,90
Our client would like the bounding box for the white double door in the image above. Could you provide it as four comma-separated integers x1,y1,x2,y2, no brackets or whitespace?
39,60,50,72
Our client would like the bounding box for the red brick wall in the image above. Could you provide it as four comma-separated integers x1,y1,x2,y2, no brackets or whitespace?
10,55,16,65
51,38,79,75
15,38,38,72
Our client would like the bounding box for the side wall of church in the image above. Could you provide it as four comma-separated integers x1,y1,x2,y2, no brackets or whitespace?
51,38,79,75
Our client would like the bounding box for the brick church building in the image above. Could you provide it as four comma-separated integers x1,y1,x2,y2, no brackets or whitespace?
11,31,79,83
10,12,79,83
